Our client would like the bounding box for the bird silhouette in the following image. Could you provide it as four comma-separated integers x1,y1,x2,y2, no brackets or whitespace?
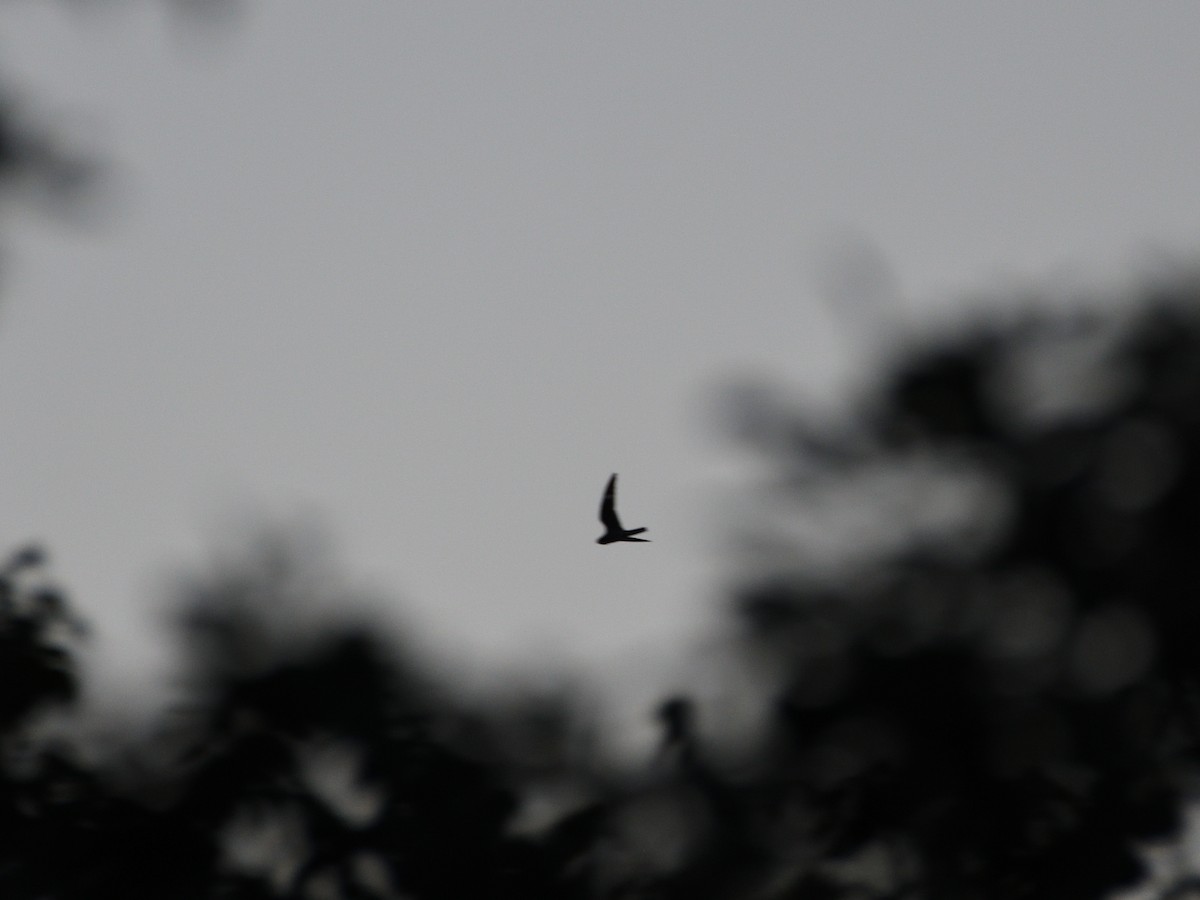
596,473,649,544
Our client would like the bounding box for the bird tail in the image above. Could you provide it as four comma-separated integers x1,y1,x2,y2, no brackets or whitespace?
625,528,647,537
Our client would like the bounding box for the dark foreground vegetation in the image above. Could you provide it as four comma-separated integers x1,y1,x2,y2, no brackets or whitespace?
5,272,1200,899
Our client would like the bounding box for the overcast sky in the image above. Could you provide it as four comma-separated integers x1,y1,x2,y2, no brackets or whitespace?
2,3,1199,739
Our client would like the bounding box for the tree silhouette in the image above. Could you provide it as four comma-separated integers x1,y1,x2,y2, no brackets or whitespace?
677,279,1200,899
8,274,1200,899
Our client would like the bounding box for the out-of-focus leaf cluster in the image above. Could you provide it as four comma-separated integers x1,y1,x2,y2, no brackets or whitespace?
0,87,101,226
0,0,244,244
0,534,614,899
0,544,80,732
688,277,1200,899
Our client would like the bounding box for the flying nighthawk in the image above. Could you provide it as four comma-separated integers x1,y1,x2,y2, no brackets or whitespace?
596,473,649,544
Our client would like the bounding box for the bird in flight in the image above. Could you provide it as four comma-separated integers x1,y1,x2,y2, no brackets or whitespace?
597,473,649,544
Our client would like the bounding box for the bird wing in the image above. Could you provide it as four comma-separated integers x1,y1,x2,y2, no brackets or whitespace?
599,473,624,531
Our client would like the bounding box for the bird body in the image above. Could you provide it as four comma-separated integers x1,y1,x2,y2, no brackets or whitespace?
597,473,649,544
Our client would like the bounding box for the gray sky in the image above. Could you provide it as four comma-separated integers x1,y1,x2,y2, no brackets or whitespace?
2,3,1199,737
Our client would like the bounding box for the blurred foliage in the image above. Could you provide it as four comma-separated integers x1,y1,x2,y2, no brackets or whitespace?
0,0,241,241
7,275,1200,899
0,85,99,230
706,278,1200,899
